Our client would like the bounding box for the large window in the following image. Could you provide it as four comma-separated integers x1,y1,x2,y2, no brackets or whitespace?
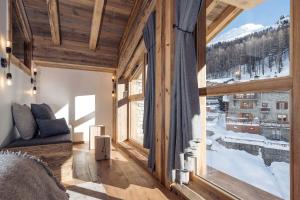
197,1,291,200
128,56,146,146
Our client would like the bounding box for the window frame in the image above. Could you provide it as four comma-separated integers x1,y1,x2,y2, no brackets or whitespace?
128,52,147,148
194,0,299,199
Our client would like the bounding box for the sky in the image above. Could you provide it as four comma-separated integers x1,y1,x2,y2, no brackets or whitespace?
213,0,290,43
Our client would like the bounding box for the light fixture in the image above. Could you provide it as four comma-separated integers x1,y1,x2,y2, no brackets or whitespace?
6,46,12,54
6,73,12,86
32,86,37,95
112,90,115,98
5,40,12,86
6,40,11,48
1,58,7,68
112,75,116,82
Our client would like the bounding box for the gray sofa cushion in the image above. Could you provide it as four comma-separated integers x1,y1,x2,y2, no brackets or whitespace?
6,133,72,148
37,118,70,138
12,103,37,140
31,103,56,120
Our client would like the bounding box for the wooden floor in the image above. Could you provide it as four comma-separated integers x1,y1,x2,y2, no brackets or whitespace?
64,143,181,200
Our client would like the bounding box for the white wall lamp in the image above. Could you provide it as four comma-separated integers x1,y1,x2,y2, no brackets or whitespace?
31,67,37,95
5,41,12,86
112,74,116,98
1,41,12,86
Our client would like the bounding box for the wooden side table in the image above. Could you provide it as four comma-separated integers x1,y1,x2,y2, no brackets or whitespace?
95,135,111,161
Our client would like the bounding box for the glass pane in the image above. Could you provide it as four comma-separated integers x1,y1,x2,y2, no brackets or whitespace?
206,0,290,86
129,71,143,96
130,100,144,144
202,91,290,200
117,104,127,142
118,83,126,101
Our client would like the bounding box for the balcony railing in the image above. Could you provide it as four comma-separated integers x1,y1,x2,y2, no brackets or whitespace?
260,107,271,112
233,94,258,100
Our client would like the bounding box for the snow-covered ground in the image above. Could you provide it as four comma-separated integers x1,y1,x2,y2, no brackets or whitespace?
206,114,290,199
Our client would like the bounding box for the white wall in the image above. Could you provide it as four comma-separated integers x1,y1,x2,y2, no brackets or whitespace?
37,67,113,142
0,0,36,147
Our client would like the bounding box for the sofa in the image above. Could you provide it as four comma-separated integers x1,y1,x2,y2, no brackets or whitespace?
1,103,73,182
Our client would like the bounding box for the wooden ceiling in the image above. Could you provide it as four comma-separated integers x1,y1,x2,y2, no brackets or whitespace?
23,0,134,68
18,0,262,71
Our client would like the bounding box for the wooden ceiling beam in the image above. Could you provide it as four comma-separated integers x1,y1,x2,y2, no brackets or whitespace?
33,60,116,73
219,0,264,10
206,0,219,15
15,0,32,42
117,0,156,78
47,0,61,45
89,0,105,50
207,5,242,42
119,0,143,54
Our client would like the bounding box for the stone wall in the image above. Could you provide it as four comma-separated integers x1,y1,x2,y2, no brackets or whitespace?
217,138,289,166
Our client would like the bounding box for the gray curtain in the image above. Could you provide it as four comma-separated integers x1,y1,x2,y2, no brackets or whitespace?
168,0,202,184
143,12,156,171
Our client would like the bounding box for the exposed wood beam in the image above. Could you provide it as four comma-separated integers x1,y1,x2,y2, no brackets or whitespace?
219,0,264,10
291,0,300,199
122,40,146,79
89,0,105,50
199,77,292,96
33,60,116,73
163,0,174,188
207,5,242,42
119,0,142,54
206,0,219,15
15,0,32,42
197,0,207,177
47,0,61,45
117,0,156,78
11,54,31,76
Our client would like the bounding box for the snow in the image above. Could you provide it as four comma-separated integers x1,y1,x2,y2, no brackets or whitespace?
207,55,290,85
210,23,265,45
206,113,290,199
269,162,290,200
207,143,289,199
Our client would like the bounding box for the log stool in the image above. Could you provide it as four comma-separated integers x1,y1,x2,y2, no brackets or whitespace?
95,135,111,160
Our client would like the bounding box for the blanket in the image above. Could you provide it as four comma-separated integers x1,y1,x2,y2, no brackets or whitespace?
0,151,69,200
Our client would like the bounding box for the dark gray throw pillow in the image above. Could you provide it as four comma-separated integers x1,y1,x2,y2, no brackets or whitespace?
12,103,37,140
37,118,70,138
31,103,56,120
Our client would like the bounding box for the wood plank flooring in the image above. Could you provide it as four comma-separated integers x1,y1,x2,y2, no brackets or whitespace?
65,143,181,200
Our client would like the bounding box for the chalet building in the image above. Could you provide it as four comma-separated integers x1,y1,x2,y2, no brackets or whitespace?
226,91,290,141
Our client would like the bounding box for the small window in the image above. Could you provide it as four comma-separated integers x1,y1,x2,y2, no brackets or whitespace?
240,101,254,109
272,129,281,140
278,114,288,123
129,68,143,96
276,101,288,110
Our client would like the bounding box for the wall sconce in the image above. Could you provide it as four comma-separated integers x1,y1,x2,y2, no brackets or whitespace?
31,67,38,95
1,58,7,68
5,41,12,86
112,74,116,98
32,86,37,95
6,72,12,86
